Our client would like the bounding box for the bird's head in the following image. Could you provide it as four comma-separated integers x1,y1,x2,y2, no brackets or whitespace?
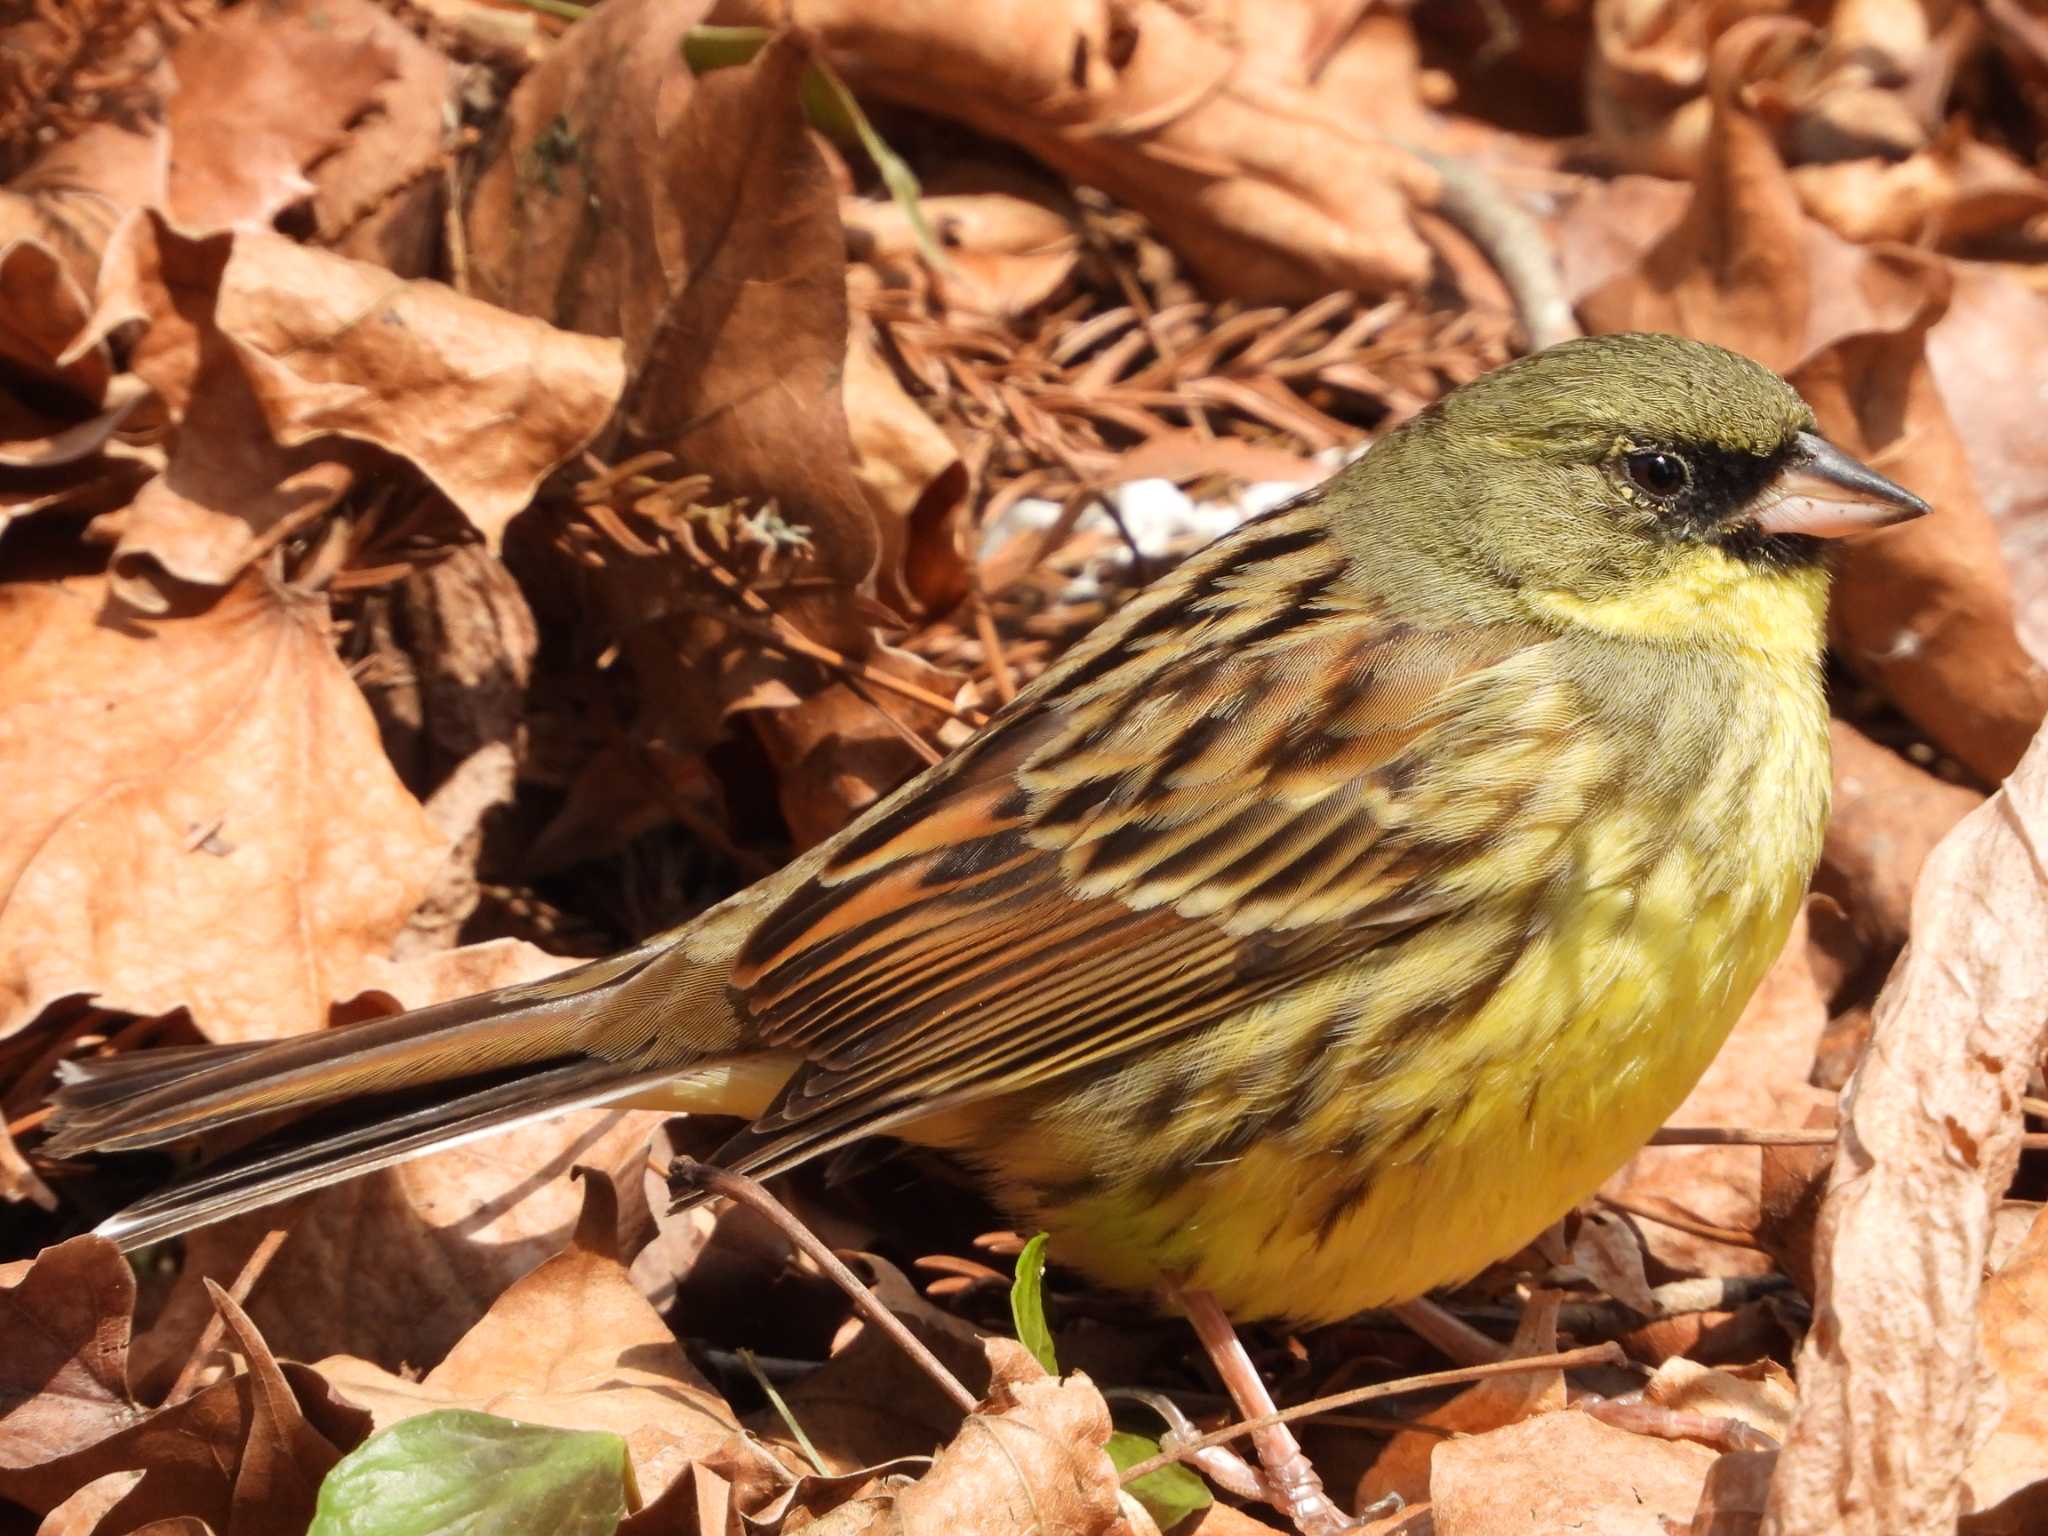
1349,332,1929,647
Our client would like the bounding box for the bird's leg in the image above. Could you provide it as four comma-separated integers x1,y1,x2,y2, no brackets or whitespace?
1175,1286,1353,1536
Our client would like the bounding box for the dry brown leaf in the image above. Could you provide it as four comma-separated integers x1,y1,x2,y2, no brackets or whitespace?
1605,910,1831,1276
1963,1204,2048,1522
0,1268,369,1528
1767,722,2048,1533
1796,291,2048,785
1357,1291,1568,1511
0,570,446,1047
161,0,399,232
710,0,1437,305
125,940,667,1392
0,1236,141,1477
809,1338,1130,1536
1691,1450,1777,1536
302,4,455,275
79,211,624,606
1429,1409,1717,1536
1792,134,2048,249
846,323,970,618
764,1255,995,1475
3,119,171,295
1926,263,2048,668
844,181,1082,320
317,1171,741,1503
468,11,879,593
1819,719,1982,959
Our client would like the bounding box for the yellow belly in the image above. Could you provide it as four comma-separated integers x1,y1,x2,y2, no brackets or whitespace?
965,854,1806,1324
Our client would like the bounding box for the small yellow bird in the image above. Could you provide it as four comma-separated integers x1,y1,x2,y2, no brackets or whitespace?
48,334,1925,1532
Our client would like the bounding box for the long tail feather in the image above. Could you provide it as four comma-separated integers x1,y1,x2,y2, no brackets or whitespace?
44,947,669,1158
91,1056,671,1250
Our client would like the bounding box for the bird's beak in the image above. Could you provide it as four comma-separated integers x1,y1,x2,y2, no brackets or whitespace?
1751,431,1931,539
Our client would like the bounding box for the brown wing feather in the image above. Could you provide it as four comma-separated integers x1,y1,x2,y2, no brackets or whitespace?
718,505,1554,1175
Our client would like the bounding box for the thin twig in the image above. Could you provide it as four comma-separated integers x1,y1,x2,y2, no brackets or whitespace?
1403,144,1579,352
1598,1195,1765,1252
165,1225,293,1404
1116,1342,1627,1485
1649,1125,2048,1151
665,1157,980,1415
1649,1126,1835,1147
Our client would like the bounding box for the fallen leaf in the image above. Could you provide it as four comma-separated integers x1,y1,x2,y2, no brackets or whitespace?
0,570,446,1047
1689,1449,1776,1536
79,211,625,606
314,1170,738,1502
1768,721,2048,1532
0,1236,141,1476
1818,719,1981,959
469,11,878,592
0,1274,370,1528
1795,289,2048,785
810,1338,1129,1536
714,0,1438,305
161,0,400,233
1428,1410,1716,1536
1357,1291,1568,1511
1925,263,2048,668
1962,1204,2048,1521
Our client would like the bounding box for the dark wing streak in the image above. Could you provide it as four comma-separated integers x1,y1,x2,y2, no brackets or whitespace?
717,499,1555,1180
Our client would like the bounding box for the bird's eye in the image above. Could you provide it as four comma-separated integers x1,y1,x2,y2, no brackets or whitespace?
1624,450,1689,499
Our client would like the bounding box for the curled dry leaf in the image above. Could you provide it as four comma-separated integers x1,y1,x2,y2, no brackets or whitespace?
159,0,400,233
127,940,666,1391
1962,1204,2048,1527
1357,1290,1568,1511
316,1171,745,1503
1819,718,1982,960
0,571,445,1047
811,1338,1131,1536
0,1253,370,1528
1429,1409,1717,1536
1605,909,1831,1276
299,2,456,274
1796,289,2048,785
844,180,1083,321
468,7,879,595
709,0,1438,304
78,211,625,609
1767,723,2048,1534
0,1236,140,1478
1925,264,2048,668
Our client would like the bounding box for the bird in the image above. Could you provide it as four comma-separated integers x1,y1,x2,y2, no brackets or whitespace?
45,333,1927,1533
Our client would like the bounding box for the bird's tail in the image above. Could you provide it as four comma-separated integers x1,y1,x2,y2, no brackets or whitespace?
44,930,746,1250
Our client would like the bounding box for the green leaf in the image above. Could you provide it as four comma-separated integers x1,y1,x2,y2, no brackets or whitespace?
1009,1231,1058,1375
308,1409,633,1536
1105,1431,1214,1532
682,25,948,271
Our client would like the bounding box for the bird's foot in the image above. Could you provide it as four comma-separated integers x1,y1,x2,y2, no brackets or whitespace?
1245,1428,1356,1535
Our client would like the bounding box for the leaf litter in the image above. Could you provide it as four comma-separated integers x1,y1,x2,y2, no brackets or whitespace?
7,1,2048,1532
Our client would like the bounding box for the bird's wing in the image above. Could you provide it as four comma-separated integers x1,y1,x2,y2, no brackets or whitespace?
720,509,1561,1174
